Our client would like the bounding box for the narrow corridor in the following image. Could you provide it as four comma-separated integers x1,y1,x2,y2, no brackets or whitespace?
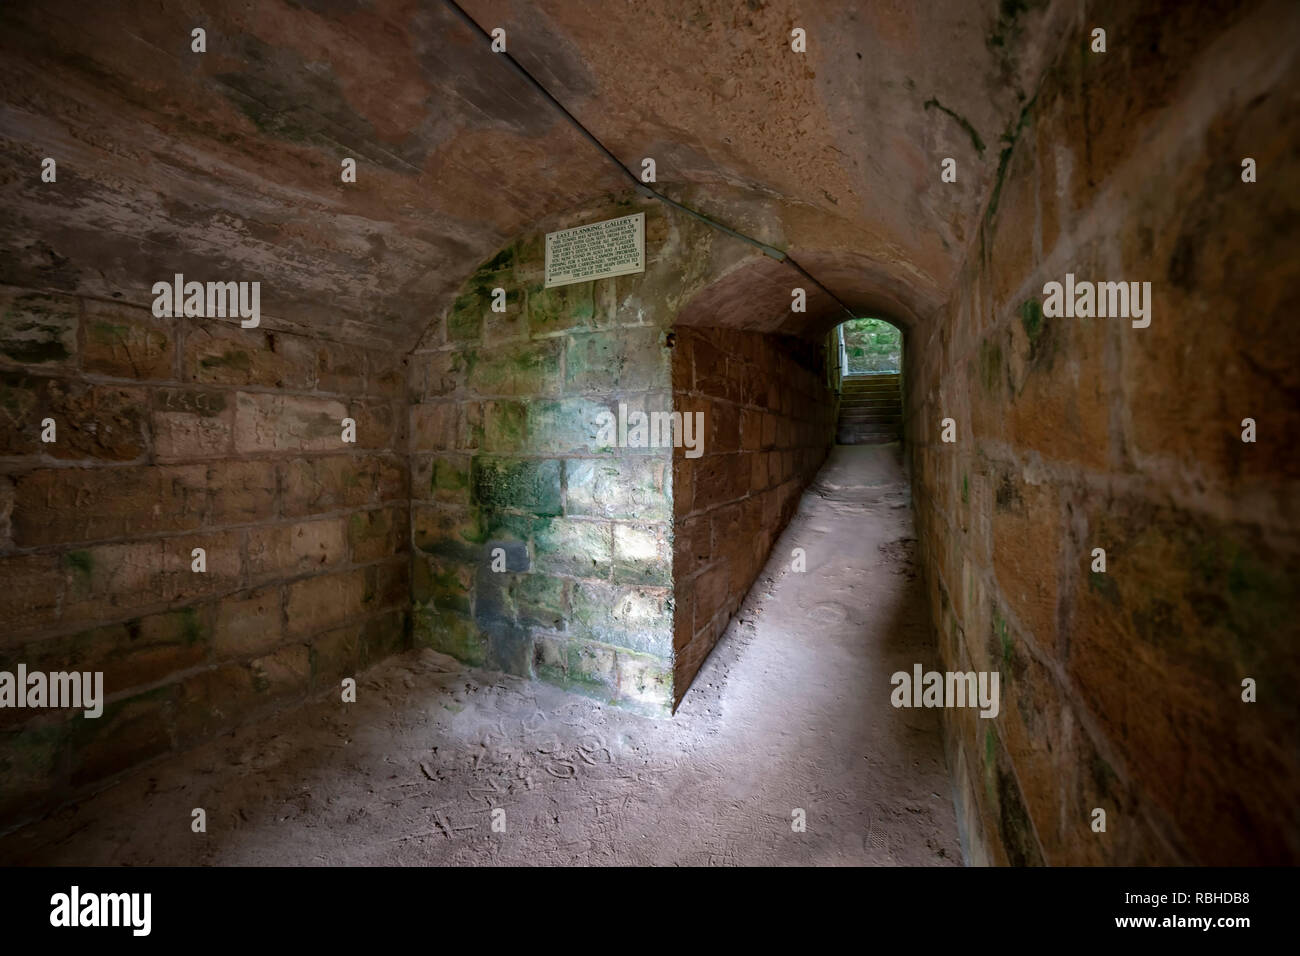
0,445,958,866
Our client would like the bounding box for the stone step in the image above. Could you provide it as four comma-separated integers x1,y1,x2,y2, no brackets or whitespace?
837,430,900,445
839,408,900,419
838,375,902,441
840,419,901,429
840,401,901,411
840,412,901,422
840,404,901,414
839,420,900,432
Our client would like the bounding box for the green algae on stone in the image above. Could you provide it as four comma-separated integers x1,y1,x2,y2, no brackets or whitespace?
411,556,473,615
413,608,488,666
567,640,616,690
482,401,528,452
923,97,986,155
64,550,94,577
470,457,561,516
0,294,77,364
179,606,204,645
978,337,1004,394
985,92,1038,223
1020,299,1043,345
199,350,253,373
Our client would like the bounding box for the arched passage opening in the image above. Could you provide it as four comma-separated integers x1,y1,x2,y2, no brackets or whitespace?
831,317,905,446
841,317,904,376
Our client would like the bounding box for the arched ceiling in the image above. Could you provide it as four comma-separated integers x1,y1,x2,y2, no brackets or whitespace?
0,0,1070,350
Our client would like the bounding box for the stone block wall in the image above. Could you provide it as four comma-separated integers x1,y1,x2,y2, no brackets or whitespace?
406,199,836,715
906,7,1300,864
672,328,836,703
0,288,409,826
408,202,682,715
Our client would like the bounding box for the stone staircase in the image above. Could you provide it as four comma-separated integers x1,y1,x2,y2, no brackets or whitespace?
836,373,902,444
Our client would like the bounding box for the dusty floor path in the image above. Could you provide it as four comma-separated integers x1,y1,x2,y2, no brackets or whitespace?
1,444,961,866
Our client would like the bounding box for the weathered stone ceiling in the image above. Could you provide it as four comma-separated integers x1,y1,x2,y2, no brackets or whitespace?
0,0,1068,349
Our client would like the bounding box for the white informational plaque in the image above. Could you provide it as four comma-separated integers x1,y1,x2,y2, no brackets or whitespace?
544,212,645,289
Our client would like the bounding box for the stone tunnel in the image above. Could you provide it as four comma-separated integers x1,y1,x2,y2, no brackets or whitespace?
0,0,1297,870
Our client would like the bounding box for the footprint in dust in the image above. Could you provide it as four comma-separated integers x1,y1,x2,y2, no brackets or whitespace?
577,733,612,766
862,804,894,856
534,734,562,755
808,602,849,625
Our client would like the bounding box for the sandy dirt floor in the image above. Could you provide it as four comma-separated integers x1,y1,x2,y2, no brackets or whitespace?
0,444,961,866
